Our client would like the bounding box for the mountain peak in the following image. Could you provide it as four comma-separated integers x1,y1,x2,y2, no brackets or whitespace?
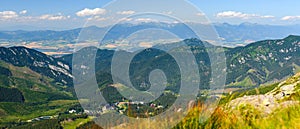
282,35,300,42
285,35,300,39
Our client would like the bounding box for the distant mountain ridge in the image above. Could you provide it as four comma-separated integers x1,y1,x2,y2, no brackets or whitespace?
1,23,300,45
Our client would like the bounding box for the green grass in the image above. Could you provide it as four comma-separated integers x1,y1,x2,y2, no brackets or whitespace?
62,117,92,129
10,119,62,129
171,99,300,129
253,105,300,129
0,100,78,123
228,76,255,87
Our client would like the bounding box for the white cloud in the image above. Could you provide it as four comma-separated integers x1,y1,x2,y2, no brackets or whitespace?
261,15,275,18
135,18,157,23
117,10,135,15
0,11,72,22
87,16,107,21
216,11,274,19
39,14,70,20
0,11,18,19
281,16,300,21
19,10,27,15
76,8,106,17
120,17,133,22
196,12,205,16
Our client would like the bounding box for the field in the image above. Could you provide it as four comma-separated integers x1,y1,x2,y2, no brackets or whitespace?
0,100,78,127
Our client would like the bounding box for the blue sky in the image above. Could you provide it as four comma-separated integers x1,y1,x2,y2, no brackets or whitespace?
0,0,300,30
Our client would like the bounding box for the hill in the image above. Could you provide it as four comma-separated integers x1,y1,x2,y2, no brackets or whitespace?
0,46,73,86
226,35,300,87
60,35,300,89
74,70,300,129
0,54,76,128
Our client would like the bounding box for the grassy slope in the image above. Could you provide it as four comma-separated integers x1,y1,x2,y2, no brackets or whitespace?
174,72,300,129
0,100,78,123
0,61,77,127
89,72,300,129
61,117,92,129
0,61,74,102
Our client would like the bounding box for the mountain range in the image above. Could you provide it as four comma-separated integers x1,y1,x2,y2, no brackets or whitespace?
58,35,300,89
1,23,300,46
1,35,300,128
0,35,299,93
0,35,299,106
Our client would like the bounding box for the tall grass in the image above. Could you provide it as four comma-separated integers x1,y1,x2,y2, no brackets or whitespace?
75,99,300,129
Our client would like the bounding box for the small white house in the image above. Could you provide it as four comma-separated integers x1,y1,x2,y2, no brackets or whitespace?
68,109,76,114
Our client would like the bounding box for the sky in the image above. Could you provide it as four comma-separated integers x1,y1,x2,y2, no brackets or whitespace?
0,0,300,30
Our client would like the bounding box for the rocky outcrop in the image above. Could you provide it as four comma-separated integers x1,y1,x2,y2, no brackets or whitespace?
227,73,300,115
